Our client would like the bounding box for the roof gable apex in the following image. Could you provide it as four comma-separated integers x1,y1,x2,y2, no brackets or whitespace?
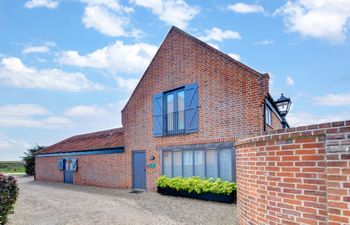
122,26,268,112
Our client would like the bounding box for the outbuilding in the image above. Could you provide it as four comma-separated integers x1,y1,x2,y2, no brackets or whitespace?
35,128,128,188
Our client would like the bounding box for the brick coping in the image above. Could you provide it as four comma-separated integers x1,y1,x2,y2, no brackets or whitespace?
235,119,350,146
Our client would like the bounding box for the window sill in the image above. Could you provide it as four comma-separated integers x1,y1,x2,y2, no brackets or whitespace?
164,132,186,137
266,123,273,129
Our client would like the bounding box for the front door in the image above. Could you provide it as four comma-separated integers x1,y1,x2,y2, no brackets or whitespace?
132,151,146,190
64,159,73,184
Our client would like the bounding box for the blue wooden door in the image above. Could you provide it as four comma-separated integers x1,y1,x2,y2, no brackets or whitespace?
132,151,146,190
64,159,73,184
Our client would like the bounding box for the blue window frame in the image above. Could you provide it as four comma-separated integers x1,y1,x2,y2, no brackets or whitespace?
165,88,185,135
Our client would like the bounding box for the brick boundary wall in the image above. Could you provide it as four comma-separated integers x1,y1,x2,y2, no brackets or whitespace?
235,120,350,225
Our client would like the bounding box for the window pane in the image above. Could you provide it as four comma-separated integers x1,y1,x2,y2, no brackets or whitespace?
178,91,184,111
183,151,193,177
173,151,182,177
167,94,174,132
266,107,272,126
206,150,218,179
219,149,232,181
194,151,205,178
178,91,185,130
163,151,172,177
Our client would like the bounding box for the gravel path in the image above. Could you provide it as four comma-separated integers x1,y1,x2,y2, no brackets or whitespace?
8,176,236,225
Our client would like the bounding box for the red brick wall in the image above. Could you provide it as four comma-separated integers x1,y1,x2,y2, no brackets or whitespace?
35,153,129,189
236,120,350,225
35,156,63,182
122,27,271,191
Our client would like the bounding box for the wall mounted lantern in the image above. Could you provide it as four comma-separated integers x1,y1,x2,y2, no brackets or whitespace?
275,93,292,128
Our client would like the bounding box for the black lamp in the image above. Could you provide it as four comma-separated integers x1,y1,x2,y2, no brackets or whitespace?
275,93,292,128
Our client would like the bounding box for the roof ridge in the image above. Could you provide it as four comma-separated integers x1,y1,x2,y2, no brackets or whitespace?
70,127,123,139
36,127,124,154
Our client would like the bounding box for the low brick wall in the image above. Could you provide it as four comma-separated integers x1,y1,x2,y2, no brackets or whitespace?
235,120,350,225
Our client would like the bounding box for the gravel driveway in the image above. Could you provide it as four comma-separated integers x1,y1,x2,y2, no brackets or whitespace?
8,176,236,225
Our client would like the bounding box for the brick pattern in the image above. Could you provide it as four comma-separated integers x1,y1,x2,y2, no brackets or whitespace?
122,27,278,191
35,153,129,189
35,156,63,182
236,120,350,225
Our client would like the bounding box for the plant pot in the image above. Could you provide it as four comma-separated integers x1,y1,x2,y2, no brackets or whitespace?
157,187,236,203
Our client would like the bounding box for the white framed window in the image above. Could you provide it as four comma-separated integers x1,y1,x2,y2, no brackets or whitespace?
265,106,272,126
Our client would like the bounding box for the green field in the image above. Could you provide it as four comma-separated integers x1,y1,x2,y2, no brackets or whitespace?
0,161,25,174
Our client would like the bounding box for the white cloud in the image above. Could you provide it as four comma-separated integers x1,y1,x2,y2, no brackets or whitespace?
254,40,274,45
58,41,157,74
0,116,73,129
130,0,199,29
0,104,73,129
286,75,295,86
288,112,350,127
228,3,264,14
0,57,103,92
64,101,125,129
0,104,49,117
275,0,350,42
228,53,241,61
24,0,59,9
0,134,30,161
82,0,140,37
64,105,106,117
199,27,241,42
313,93,350,106
116,76,139,92
22,46,50,54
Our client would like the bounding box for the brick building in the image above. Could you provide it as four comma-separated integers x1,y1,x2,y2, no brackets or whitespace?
35,26,284,191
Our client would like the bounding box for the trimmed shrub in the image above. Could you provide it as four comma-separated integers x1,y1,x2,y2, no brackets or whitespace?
156,176,236,195
0,174,19,225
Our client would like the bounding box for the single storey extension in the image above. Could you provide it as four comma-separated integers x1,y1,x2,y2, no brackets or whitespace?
35,26,285,191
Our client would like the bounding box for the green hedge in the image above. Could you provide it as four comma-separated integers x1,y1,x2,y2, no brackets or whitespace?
157,176,236,195
0,174,19,225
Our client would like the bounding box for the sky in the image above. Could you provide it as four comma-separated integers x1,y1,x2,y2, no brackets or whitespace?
1,0,350,160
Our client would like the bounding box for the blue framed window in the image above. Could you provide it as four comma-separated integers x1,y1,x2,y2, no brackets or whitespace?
153,83,198,137
165,88,185,135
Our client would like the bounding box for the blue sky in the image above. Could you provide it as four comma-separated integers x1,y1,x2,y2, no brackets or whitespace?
1,0,350,160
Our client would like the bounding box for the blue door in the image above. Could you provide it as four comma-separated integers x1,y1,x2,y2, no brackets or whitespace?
132,151,146,190
64,159,73,184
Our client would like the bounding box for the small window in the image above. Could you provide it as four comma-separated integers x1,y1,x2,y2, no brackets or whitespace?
194,150,205,178
163,151,172,177
219,149,232,181
265,106,272,126
183,151,193,177
206,150,218,179
173,151,182,177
